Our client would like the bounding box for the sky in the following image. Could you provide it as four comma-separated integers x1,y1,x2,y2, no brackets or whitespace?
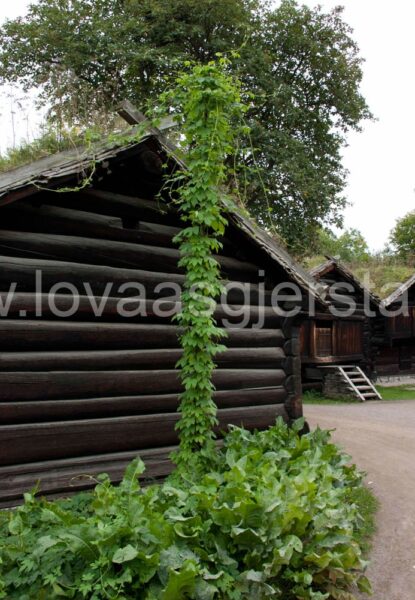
0,0,414,251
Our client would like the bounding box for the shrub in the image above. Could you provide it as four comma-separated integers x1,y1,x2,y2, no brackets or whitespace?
0,420,371,599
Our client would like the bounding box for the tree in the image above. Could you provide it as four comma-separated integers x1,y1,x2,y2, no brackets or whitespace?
0,0,372,253
317,227,371,263
390,210,415,261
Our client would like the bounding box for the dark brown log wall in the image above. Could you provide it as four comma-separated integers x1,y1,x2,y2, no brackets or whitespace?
302,265,381,377
376,343,415,375
0,172,301,505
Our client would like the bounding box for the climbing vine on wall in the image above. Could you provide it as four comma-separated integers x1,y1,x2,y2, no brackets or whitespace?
160,58,248,469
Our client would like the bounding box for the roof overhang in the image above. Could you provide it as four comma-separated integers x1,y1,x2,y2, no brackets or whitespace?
310,257,381,308
381,273,415,308
0,131,328,307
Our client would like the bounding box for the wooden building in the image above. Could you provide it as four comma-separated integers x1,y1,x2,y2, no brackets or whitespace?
0,127,325,506
301,258,383,399
377,275,415,375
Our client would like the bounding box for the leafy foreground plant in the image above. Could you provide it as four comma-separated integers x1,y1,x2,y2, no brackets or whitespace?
0,420,372,599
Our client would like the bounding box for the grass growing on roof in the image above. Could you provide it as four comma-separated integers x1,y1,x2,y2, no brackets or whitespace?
0,129,82,173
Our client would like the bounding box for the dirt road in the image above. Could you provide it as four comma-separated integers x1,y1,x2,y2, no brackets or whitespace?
305,401,415,600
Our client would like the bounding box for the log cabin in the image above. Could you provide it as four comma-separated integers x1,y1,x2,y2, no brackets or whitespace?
301,258,383,399
0,123,326,506
377,274,415,376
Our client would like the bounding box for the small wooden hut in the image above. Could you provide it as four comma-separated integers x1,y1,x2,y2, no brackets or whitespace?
301,258,383,399
0,126,325,506
377,274,415,376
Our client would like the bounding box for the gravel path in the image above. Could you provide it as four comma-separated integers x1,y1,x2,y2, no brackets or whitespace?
305,401,415,600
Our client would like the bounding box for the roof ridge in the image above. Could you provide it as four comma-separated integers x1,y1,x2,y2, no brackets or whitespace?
0,131,327,306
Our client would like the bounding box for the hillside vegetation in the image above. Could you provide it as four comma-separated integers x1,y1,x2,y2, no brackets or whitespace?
304,224,414,299
304,255,413,299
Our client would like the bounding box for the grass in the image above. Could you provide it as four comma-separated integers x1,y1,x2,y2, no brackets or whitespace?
352,261,414,298
303,255,414,299
0,118,131,173
302,390,359,405
376,384,415,400
0,130,79,173
349,485,380,557
303,385,415,404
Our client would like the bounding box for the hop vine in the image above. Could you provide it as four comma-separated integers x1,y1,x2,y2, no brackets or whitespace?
160,58,248,469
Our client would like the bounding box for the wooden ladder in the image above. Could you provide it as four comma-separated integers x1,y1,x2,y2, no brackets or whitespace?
336,365,382,402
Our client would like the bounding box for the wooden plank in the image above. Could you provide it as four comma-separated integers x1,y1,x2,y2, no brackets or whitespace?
44,188,180,226
0,320,285,350
117,102,179,132
0,445,176,478
0,292,283,327
0,256,270,303
0,229,182,272
299,311,365,322
0,292,176,321
0,369,286,401
0,387,289,424
0,412,183,464
301,354,364,365
0,346,286,371
0,320,181,350
283,323,303,419
0,446,177,505
0,203,240,257
0,404,288,465
0,255,185,296
115,100,182,159
0,230,259,280
1,203,182,247
117,100,177,132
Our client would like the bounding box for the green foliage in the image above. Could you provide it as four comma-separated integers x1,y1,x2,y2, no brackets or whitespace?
304,228,415,300
0,128,82,173
0,0,372,253
349,256,412,299
303,386,415,403
389,210,415,261
315,228,371,264
304,252,413,300
0,420,372,599
346,486,379,558
302,390,359,405
158,59,247,469
376,385,415,401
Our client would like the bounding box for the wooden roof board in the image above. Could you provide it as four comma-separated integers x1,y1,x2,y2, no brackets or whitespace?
0,132,156,203
224,198,327,305
0,132,327,306
382,273,415,307
310,256,382,308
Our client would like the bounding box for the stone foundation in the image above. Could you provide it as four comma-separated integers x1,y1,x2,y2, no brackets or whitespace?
377,375,415,387
322,371,357,400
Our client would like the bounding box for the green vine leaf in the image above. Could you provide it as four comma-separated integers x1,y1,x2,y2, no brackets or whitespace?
159,59,248,470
